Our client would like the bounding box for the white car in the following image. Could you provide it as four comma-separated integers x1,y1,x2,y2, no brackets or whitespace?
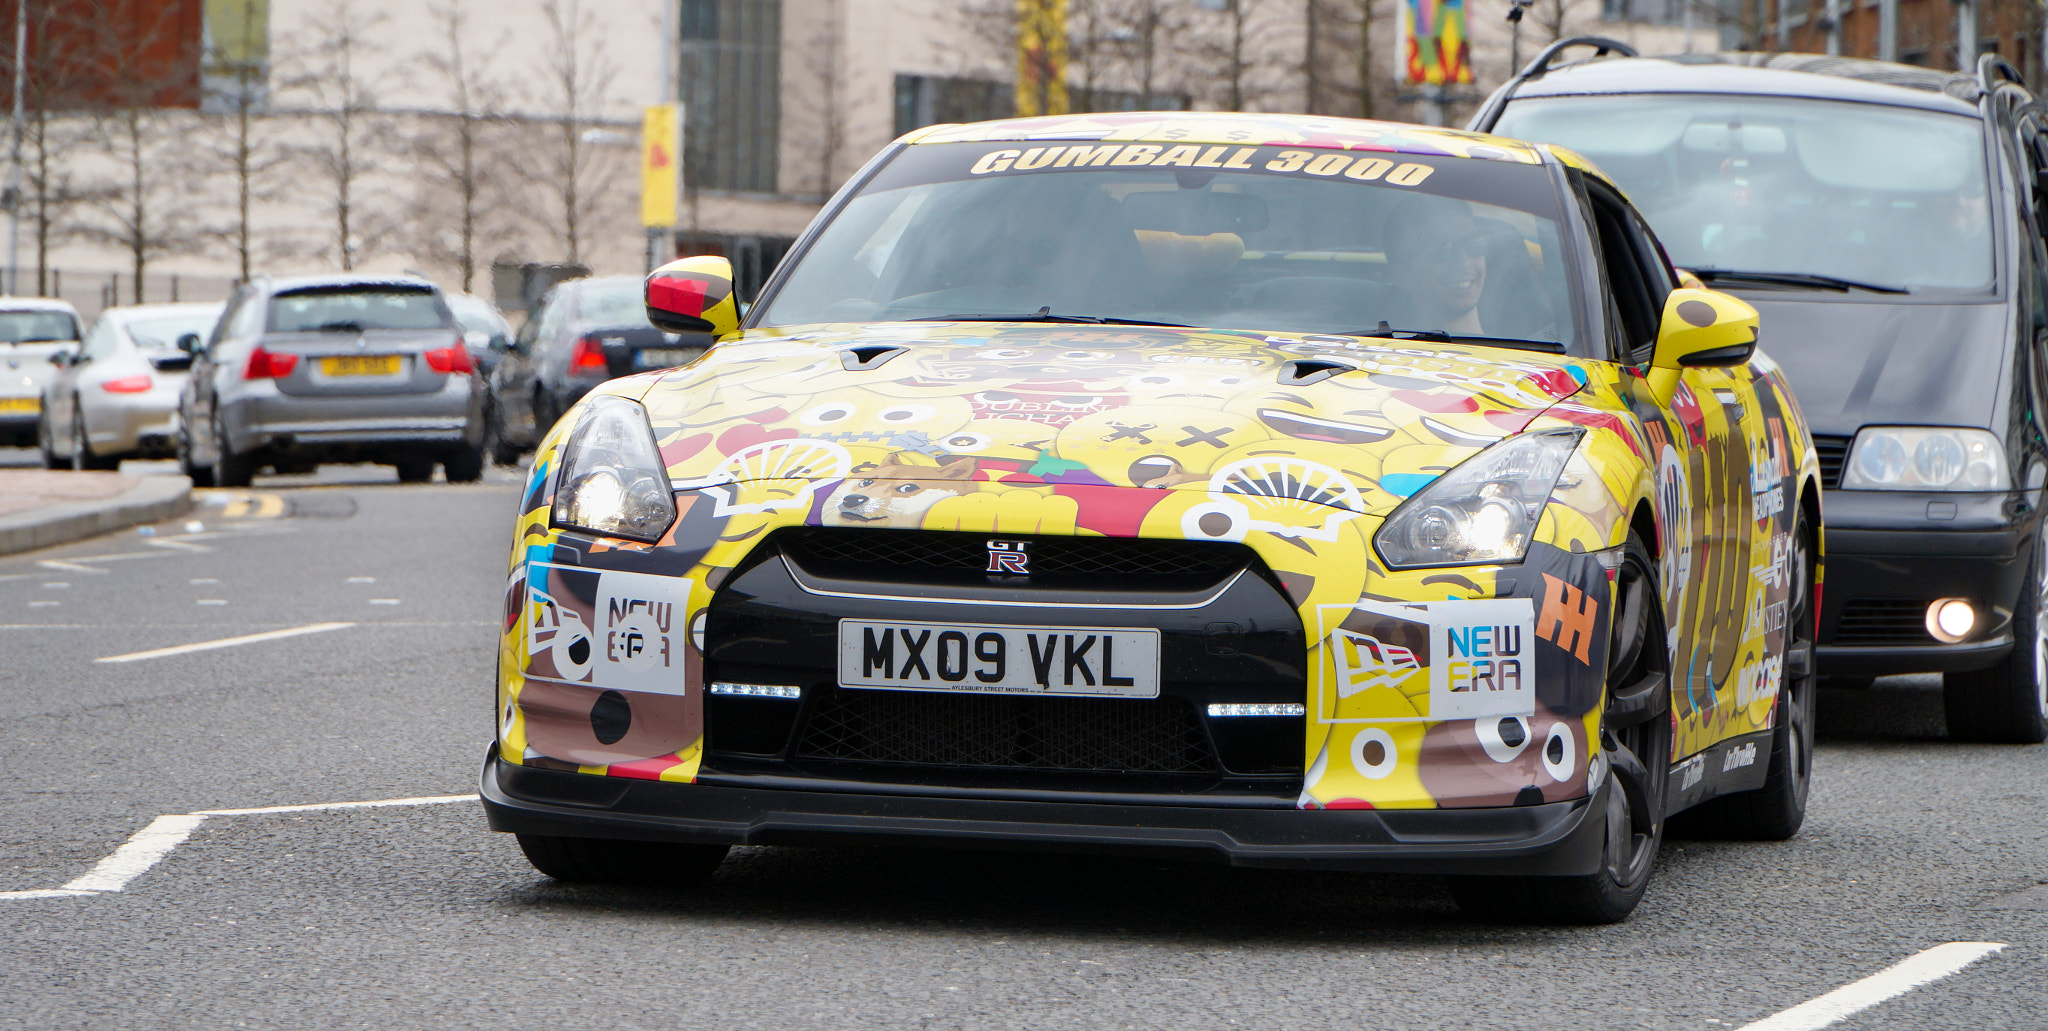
0,298,84,448
40,302,224,469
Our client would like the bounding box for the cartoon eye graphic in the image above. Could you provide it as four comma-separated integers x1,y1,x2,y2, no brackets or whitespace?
1541,722,1577,781
691,610,708,651
1127,373,1183,390
943,432,993,452
1057,350,1110,361
1476,716,1531,763
973,391,1020,405
878,403,936,423
1209,375,1247,388
1051,395,1103,409
1349,727,1398,780
857,478,877,487
1181,500,1246,541
975,348,1035,360
893,483,922,494
1128,455,1183,488
800,402,858,425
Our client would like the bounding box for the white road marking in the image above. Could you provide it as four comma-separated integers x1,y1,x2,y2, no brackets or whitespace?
36,559,106,574
145,538,210,552
368,598,401,605
94,621,356,663
195,599,227,606
41,582,68,588
28,600,59,608
1735,942,2007,1031
0,794,478,901
189,578,218,584
60,815,206,893
193,794,476,816
347,576,375,583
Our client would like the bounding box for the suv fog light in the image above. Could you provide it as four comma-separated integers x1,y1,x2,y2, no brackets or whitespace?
1927,599,1976,643
709,682,802,699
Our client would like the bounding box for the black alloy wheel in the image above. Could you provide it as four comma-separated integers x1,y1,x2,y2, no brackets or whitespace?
70,407,120,471
1451,531,1671,925
515,833,729,887
1943,538,2048,743
1672,511,1817,839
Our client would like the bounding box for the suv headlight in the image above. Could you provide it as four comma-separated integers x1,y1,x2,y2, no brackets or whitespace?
1840,427,2008,491
1374,428,1583,569
550,394,677,542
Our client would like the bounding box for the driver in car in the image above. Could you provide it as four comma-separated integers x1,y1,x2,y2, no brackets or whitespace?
1384,197,1489,335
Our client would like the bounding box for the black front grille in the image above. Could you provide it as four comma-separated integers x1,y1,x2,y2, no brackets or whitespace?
793,686,1218,775
1833,598,1930,644
1812,434,1852,488
782,528,1250,585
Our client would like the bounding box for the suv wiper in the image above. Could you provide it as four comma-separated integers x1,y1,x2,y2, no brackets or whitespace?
314,320,367,332
909,306,1189,327
1338,323,1566,353
1690,268,1909,295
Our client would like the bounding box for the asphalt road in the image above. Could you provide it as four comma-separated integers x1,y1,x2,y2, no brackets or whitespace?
0,451,2043,1030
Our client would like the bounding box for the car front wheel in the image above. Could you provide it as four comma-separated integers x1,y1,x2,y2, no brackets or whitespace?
1943,541,2048,744
515,833,729,887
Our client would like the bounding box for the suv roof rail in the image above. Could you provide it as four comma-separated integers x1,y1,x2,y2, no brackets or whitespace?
1978,53,2027,95
1470,36,1640,133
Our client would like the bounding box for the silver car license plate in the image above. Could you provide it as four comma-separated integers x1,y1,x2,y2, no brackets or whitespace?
838,619,1160,698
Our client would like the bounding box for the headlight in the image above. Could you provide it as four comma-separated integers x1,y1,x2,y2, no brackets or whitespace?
1840,427,2007,491
549,394,677,542
1374,428,1583,569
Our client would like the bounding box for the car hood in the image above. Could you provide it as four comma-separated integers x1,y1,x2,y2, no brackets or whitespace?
629,323,1588,524
1744,296,2009,437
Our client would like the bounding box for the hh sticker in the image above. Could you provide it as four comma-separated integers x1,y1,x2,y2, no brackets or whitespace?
523,562,694,695
1317,598,1537,721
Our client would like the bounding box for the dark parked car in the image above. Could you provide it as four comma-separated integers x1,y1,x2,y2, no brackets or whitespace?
177,274,484,487
447,292,514,379
478,274,707,465
1474,47,2048,742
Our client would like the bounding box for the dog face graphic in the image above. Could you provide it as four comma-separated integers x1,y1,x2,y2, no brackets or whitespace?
822,456,977,528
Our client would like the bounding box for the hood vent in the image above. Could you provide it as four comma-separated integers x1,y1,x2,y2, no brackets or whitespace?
841,345,908,371
1275,357,1359,386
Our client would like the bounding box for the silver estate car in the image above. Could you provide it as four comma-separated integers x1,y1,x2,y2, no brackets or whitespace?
0,298,84,447
177,275,484,487
40,302,223,469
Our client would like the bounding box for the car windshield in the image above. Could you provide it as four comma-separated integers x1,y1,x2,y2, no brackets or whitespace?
0,310,80,343
125,311,221,350
268,286,451,332
757,141,1580,349
1494,94,1992,293
575,279,652,327
446,294,508,333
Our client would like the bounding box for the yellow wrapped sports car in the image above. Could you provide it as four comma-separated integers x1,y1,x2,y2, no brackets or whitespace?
481,112,1822,923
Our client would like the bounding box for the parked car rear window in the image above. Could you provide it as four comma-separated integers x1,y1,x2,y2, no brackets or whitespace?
126,311,223,350
267,286,452,333
574,279,653,328
0,310,80,343
1494,94,1992,292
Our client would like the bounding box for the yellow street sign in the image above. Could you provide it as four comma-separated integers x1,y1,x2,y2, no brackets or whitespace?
641,104,681,228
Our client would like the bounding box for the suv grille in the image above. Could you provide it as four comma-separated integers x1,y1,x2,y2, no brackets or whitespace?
794,687,1218,775
1833,598,1930,645
782,528,1250,584
1812,434,1852,488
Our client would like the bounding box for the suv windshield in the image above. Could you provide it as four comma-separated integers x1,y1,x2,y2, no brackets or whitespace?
758,141,1580,348
0,310,80,343
267,286,451,333
1494,94,1991,293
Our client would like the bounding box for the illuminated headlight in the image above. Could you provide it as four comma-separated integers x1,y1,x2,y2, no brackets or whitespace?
549,394,677,543
1927,599,1977,643
1841,427,2007,490
1374,428,1583,569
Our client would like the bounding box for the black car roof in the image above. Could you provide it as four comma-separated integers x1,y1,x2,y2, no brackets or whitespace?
1509,52,1983,116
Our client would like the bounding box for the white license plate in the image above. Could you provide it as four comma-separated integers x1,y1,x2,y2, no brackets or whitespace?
636,348,695,368
838,619,1160,698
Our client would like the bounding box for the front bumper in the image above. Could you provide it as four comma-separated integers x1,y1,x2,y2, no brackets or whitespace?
1815,490,2034,675
480,752,1612,876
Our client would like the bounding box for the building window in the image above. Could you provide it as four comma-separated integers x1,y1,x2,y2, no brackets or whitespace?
678,0,780,193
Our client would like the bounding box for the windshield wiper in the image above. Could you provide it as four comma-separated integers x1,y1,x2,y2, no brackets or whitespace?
313,320,367,332
909,306,1189,327
1338,323,1566,353
1689,268,1909,295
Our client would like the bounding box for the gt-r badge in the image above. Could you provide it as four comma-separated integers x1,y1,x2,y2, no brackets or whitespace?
986,540,1030,574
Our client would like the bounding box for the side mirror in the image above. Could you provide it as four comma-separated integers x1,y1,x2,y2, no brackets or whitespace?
48,350,71,366
646,255,740,338
177,332,203,354
1651,287,1759,370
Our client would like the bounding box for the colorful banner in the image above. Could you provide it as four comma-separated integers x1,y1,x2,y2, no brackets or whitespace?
1016,0,1069,118
641,103,681,229
1399,0,1472,86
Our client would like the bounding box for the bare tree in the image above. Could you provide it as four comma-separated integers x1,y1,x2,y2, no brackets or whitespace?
1196,0,1271,111
281,0,390,271
531,0,622,266
798,0,849,196
1107,0,1188,107
413,0,512,291
202,0,290,281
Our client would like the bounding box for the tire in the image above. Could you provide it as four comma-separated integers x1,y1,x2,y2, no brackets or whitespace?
1942,540,2048,744
1669,511,1818,839
515,834,729,887
177,414,215,488
394,457,437,483
37,409,63,469
71,408,120,471
1449,532,1671,925
482,399,522,467
442,445,485,483
212,410,258,489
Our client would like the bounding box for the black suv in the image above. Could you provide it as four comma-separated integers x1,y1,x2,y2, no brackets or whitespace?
1474,47,2048,742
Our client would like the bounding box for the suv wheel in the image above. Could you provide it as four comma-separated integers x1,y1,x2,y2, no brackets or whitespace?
442,445,486,483
394,458,437,483
176,414,215,488
212,410,258,489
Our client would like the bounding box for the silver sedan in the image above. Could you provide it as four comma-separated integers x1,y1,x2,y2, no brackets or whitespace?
0,299,84,448
40,302,223,469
